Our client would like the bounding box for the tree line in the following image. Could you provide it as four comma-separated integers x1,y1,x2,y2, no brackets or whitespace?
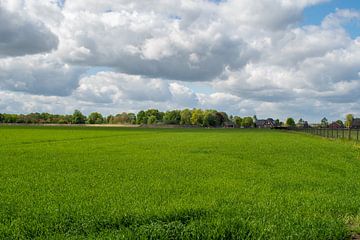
0,109,252,128
0,110,356,128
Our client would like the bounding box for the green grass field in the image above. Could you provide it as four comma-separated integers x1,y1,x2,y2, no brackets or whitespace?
1,126,360,239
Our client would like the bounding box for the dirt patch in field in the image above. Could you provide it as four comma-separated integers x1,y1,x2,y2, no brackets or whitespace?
346,216,360,239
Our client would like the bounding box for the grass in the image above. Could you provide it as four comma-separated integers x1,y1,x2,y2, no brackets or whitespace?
1,126,360,239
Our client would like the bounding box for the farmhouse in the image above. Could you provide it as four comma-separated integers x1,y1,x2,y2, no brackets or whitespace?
255,118,276,128
224,122,235,128
297,121,309,129
351,118,360,129
329,122,343,129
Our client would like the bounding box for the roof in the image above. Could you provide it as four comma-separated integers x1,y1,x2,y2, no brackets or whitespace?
256,118,275,126
256,120,267,125
329,122,343,128
352,118,360,126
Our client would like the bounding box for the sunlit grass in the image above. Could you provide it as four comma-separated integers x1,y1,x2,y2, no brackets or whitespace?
1,126,360,239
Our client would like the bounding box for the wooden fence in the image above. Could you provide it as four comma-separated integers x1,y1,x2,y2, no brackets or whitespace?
295,128,360,141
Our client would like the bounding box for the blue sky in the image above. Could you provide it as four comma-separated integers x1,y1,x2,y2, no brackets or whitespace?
303,0,360,37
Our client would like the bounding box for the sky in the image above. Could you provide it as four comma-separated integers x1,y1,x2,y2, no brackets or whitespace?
0,0,359,122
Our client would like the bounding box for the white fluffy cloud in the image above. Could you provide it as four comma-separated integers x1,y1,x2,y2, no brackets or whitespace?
0,0,359,121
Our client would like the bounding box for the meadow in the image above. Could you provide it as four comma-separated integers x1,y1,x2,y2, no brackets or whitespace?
1,126,360,239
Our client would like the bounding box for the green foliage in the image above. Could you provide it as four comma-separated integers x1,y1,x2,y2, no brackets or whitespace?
180,109,192,125
147,115,157,124
203,110,217,127
215,112,229,127
145,109,164,121
346,114,354,128
1,127,359,239
191,109,204,126
234,116,242,127
242,117,253,128
163,110,181,124
275,119,281,126
321,117,329,128
87,112,104,124
336,120,344,126
285,117,296,127
72,110,86,124
253,115,257,123
136,111,147,124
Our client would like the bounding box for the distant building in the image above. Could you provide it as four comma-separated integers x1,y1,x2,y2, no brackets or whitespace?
224,122,235,128
297,121,309,129
351,118,360,129
329,122,343,129
255,118,276,128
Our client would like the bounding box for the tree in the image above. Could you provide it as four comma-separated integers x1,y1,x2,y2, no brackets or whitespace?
163,110,181,124
234,116,243,127
87,112,104,124
336,120,344,126
128,113,137,124
147,115,157,124
0,113,4,123
298,118,305,125
136,111,147,124
285,118,296,127
72,110,86,124
242,117,253,128
215,112,229,127
115,112,130,124
345,114,354,128
191,109,204,126
275,119,280,126
320,117,328,128
253,115,257,122
145,109,164,121
203,110,217,127
180,109,192,125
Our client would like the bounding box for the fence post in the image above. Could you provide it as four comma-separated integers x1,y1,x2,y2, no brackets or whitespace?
348,128,351,140
342,128,345,139
357,129,359,141
331,128,333,138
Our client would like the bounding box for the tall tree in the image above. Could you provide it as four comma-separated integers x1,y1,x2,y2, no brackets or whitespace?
320,117,328,128
147,115,157,124
72,110,86,124
136,111,147,124
163,110,181,124
215,112,229,127
286,118,296,127
87,112,104,124
191,109,204,126
128,113,137,124
180,109,192,125
234,116,243,127
242,117,253,128
203,110,217,127
345,114,354,128
275,119,280,126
